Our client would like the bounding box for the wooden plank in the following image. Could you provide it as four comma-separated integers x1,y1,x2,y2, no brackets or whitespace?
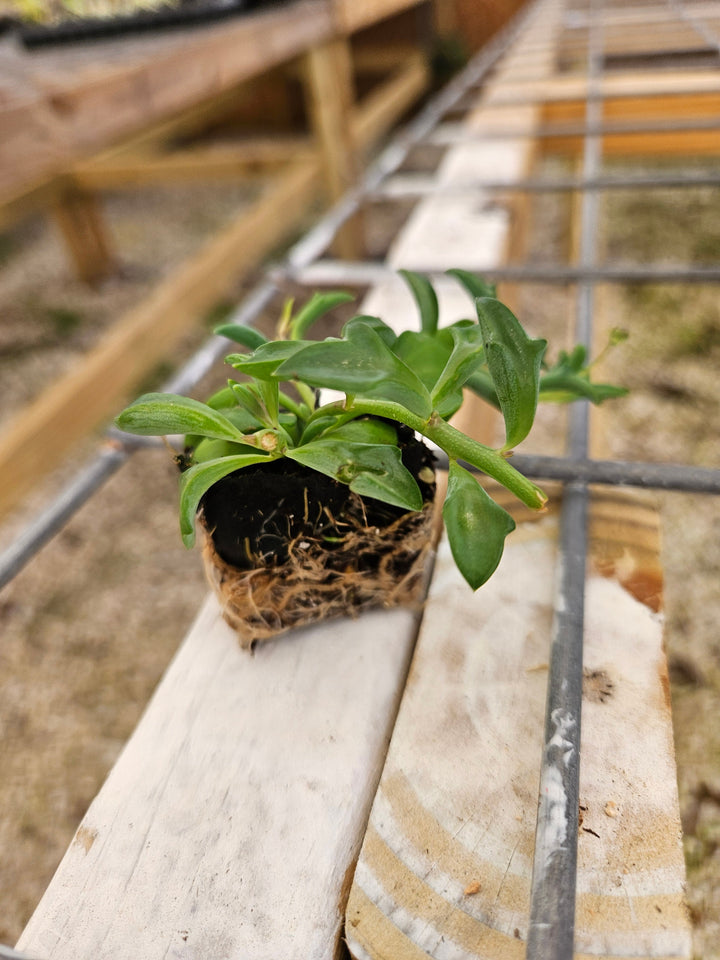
333,0,420,34
484,69,720,106
346,492,692,959
72,138,315,190
0,158,321,523
540,128,720,158
17,598,420,960
0,0,334,203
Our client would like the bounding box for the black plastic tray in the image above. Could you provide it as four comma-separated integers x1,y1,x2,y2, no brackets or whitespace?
16,0,272,48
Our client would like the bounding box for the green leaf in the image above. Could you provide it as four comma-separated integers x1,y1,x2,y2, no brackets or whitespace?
229,382,268,423
539,377,629,405
115,393,246,442
328,418,397,445
287,440,423,511
191,437,259,463
430,323,486,414
399,269,439,334
393,330,453,393
475,298,547,449
290,291,355,340
342,314,397,347
179,453,275,547
275,323,432,419
256,378,279,426
465,369,499,409
447,268,497,301
227,340,312,380
214,324,268,349
442,461,516,590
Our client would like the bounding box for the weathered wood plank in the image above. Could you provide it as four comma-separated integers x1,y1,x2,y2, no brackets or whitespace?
346,493,692,959
17,598,421,960
72,138,316,190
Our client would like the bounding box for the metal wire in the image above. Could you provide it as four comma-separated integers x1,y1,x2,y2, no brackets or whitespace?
289,259,720,286
527,0,604,951
371,170,720,197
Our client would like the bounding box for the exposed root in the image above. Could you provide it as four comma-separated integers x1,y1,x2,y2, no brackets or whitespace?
201,502,435,648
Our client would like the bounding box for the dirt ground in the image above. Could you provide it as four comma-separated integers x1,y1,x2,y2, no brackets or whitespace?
1,156,719,958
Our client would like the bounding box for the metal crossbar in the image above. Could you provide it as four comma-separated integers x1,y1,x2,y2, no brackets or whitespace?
289,259,720,285
2,0,719,956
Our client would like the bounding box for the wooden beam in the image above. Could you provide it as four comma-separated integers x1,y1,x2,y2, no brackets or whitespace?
304,38,362,258
351,52,430,152
50,188,116,285
72,138,315,190
0,158,321,522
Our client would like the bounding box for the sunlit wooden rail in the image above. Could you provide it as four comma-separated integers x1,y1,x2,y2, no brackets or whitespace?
9,0,720,956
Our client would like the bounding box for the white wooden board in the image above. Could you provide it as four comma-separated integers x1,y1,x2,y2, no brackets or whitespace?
17,600,420,960
345,496,692,959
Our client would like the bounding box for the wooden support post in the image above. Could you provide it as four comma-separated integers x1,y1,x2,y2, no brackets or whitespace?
304,39,364,259
51,188,116,285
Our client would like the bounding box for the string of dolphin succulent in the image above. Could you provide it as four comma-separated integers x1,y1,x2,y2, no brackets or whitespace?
116,270,626,589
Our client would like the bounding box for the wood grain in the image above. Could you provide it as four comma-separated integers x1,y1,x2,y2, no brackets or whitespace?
17,599,421,960
346,493,691,959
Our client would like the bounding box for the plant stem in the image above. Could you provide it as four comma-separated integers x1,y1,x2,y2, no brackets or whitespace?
277,390,307,421
295,382,317,412
340,398,548,510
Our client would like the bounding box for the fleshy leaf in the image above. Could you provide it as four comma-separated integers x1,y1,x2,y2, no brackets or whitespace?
430,323,486,412
226,340,312,380
115,393,246,442
191,437,259,463
442,461,516,589
214,324,268,349
392,330,453,393
447,268,497,301
179,453,275,547
465,369,499,408
327,418,398,445
290,291,355,340
475,298,547,449
342,314,397,347
399,269,439,334
275,322,432,418
229,382,268,423
287,440,423,511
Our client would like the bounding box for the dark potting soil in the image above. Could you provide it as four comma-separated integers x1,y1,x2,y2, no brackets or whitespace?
198,426,436,570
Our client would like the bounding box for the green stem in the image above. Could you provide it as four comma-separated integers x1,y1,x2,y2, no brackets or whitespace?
341,398,547,510
295,382,317,412
278,390,307,421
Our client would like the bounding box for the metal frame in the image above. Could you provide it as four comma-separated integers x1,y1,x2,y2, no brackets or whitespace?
2,0,719,956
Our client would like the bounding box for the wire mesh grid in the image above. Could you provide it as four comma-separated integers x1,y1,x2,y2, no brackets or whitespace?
2,0,720,956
